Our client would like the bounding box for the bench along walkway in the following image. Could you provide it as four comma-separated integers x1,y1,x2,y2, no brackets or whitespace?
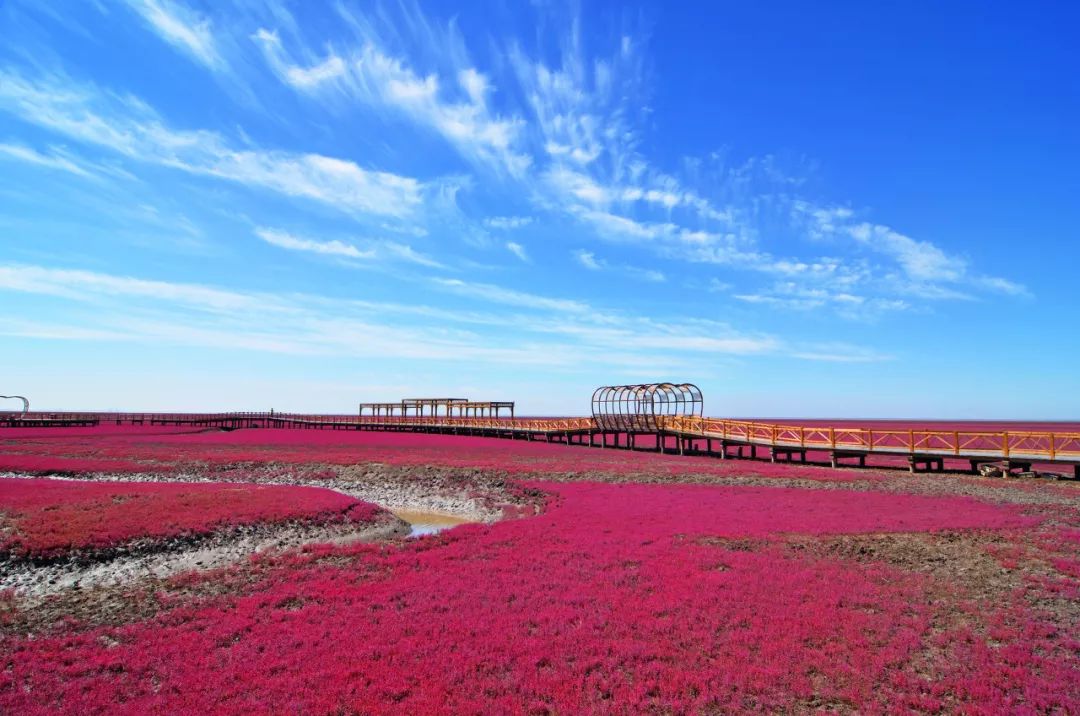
1,411,1078,478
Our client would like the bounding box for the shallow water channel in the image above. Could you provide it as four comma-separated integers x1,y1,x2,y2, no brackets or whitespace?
391,509,475,538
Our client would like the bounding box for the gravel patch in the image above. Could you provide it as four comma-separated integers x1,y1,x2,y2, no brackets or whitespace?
1,515,407,601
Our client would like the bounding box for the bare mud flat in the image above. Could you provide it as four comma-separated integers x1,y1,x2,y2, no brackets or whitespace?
2,515,409,601
0,467,500,606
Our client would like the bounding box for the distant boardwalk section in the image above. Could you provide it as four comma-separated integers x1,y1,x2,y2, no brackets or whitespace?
2,386,1078,477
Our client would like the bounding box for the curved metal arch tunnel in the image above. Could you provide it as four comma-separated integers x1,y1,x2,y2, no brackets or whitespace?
0,395,29,416
591,383,703,433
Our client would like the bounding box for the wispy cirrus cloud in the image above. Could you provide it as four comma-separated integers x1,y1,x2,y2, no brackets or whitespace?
253,27,531,177
573,249,664,282
0,263,284,314
484,216,533,229
790,342,893,363
574,249,602,271
734,282,909,319
238,2,1022,318
432,278,589,313
0,68,425,220
0,142,94,178
255,227,374,260
254,227,447,269
122,0,223,70
0,262,856,369
505,241,529,262
378,241,446,269
792,200,1030,300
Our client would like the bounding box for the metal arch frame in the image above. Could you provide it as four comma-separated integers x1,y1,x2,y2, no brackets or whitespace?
0,395,29,416
591,383,702,432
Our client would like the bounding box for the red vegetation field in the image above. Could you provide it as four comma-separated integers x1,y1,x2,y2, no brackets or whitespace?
0,478,383,559
0,424,933,481
3,481,1076,713
4,421,1077,481
2,426,1079,713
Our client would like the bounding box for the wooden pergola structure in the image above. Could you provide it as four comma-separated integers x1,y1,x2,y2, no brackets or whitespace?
460,401,515,418
357,402,406,417
400,398,469,417
359,398,516,419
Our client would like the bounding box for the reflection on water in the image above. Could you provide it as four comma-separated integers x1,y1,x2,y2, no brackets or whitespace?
392,510,474,538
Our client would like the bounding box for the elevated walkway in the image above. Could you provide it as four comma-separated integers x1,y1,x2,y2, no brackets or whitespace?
2,411,1078,477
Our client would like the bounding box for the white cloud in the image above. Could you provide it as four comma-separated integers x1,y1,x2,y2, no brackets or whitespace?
254,31,530,176
792,201,854,239
574,249,602,270
791,200,1029,301
123,0,223,70
790,343,893,363
433,278,589,313
707,279,733,293
0,69,425,220
974,276,1031,298
543,167,609,205
0,263,889,370
484,216,533,229
378,241,445,269
622,334,778,354
624,266,666,283
573,249,663,282
505,241,529,262
0,263,285,314
847,222,965,283
0,143,93,178
573,208,674,242
255,228,374,260
252,29,347,88
735,281,910,319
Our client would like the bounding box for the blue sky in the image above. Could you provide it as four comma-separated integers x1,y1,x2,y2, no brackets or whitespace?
0,1,1077,417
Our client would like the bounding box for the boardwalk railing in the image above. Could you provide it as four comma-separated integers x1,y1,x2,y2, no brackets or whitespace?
273,414,596,433
3,411,1079,465
661,416,1080,462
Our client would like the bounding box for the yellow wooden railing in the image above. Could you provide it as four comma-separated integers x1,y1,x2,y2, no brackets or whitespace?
661,416,1080,460
4,411,1079,462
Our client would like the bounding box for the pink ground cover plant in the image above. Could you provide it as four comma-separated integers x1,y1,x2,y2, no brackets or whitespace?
0,478,383,559
1,425,904,481
8,420,1076,477
4,482,1074,714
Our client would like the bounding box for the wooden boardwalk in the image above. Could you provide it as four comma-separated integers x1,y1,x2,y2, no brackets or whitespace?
2,411,1078,477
